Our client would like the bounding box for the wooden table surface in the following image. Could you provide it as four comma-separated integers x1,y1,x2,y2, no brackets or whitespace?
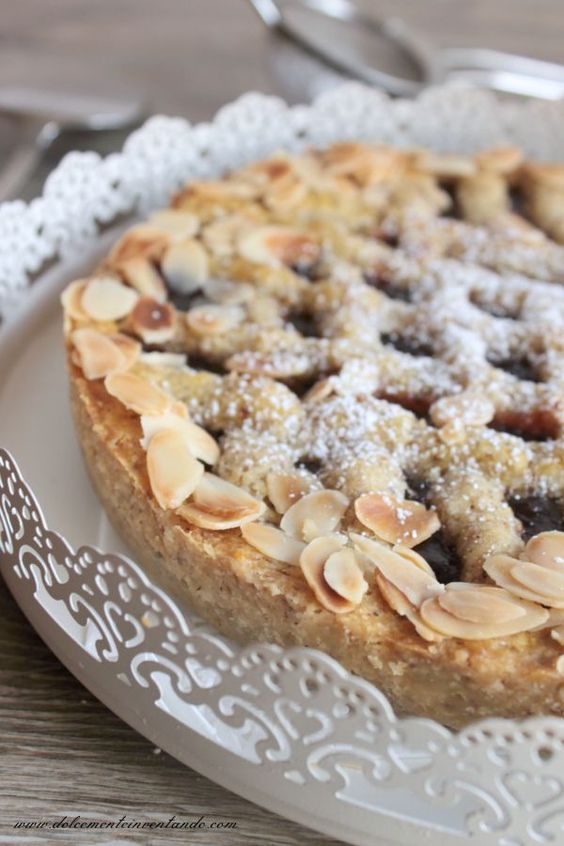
2,2,564,843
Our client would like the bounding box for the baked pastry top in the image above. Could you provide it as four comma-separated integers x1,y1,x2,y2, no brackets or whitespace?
63,142,564,727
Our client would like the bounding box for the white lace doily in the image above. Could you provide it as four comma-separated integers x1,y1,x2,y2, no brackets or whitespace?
2,84,564,845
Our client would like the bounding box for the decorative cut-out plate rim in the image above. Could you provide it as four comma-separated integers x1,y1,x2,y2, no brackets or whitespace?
2,84,564,845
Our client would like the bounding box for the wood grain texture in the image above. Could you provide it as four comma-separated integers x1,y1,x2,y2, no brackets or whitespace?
1,1,564,843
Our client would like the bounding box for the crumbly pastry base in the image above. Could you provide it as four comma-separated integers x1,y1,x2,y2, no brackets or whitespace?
71,363,564,729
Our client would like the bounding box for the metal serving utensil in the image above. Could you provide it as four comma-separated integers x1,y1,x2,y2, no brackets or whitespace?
248,0,564,101
0,87,144,202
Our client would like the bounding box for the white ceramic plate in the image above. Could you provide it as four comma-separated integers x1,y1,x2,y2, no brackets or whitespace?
2,86,564,846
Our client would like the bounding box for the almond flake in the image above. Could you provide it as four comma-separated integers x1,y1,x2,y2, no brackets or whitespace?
355,492,440,548
415,151,476,179
523,531,564,571
552,627,564,647
161,239,209,294
129,297,176,344
237,225,320,268
61,280,88,321
511,561,564,598
110,224,169,266
323,548,368,605
140,405,190,449
280,490,349,543
148,209,199,240
81,276,139,322
104,371,172,416
203,278,254,305
484,553,564,608
241,522,305,565
351,534,443,606
475,146,524,175
110,333,142,370
299,535,356,613
420,583,548,639
139,351,188,369
120,258,167,303
177,473,265,530
429,392,495,429
186,304,243,335
266,473,310,514
375,574,445,642
302,378,336,403
146,428,204,509
438,583,527,624
71,328,131,380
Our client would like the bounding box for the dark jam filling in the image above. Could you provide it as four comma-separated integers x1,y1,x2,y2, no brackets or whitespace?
489,408,559,442
287,312,320,337
290,261,323,281
168,288,202,312
509,494,563,541
365,273,412,303
487,355,540,383
415,532,462,585
406,479,462,583
469,291,519,320
381,332,434,358
186,355,226,375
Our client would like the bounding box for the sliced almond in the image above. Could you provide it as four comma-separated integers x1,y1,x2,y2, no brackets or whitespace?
139,351,188,369
241,522,305,565
351,534,443,606
121,258,167,303
280,490,349,543
392,544,437,577
203,278,254,305
186,304,243,335
523,531,564,570
375,574,445,642
177,472,265,530
129,297,176,344
355,492,440,548
61,280,88,321
182,419,219,465
438,583,527,624
237,225,320,268
484,553,564,608
104,371,172,416
266,473,310,514
80,276,139,322
475,146,524,175
71,328,129,380
299,535,355,613
552,626,564,647
420,583,548,639
323,548,368,605
429,392,495,429
302,378,336,403
148,209,199,240
110,333,142,370
140,405,190,449
110,224,169,266
161,239,209,294
511,561,564,598
146,428,204,509
415,151,476,179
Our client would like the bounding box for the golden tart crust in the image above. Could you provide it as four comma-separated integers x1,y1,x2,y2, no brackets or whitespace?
64,142,564,728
